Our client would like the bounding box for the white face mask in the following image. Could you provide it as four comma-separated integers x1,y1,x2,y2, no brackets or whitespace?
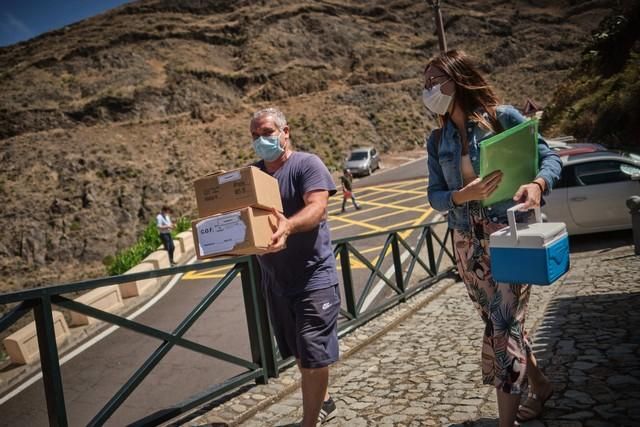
422,84,454,116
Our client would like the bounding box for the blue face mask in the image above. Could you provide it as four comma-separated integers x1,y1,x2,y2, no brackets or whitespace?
253,134,284,161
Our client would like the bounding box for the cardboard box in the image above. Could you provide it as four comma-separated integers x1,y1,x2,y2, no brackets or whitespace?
194,166,283,217
192,207,277,259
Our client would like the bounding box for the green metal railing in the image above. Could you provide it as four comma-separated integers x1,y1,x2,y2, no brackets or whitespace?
0,220,455,426
333,221,455,339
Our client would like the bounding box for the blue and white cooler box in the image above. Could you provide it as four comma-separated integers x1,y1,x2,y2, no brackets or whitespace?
490,203,570,285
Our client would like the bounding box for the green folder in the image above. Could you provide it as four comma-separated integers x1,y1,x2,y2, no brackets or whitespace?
479,119,539,207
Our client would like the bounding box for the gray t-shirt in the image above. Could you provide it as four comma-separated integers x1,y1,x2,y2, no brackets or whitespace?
255,152,338,296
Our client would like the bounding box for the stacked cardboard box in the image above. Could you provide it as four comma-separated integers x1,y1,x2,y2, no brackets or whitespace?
192,166,283,259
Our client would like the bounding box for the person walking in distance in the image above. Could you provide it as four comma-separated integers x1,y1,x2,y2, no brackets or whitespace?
424,50,562,426
340,169,361,213
251,107,340,426
156,206,176,266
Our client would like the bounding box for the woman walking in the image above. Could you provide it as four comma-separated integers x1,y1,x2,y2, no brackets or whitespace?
424,50,562,426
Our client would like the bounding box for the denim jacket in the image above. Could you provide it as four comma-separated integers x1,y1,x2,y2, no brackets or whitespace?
426,105,562,231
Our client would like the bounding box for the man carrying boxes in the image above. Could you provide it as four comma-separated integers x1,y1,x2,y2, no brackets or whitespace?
192,107,340,426
250,107,340,426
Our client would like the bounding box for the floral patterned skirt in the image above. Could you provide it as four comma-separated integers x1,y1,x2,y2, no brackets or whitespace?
453,215,532,395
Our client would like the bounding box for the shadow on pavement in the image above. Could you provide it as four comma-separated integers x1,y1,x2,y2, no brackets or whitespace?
531,291,640,425
569,229,633,254
448,417,498,426
454,290,639,426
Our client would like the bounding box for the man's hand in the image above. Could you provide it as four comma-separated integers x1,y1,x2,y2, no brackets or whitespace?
267,209,292,253
513,181,543,209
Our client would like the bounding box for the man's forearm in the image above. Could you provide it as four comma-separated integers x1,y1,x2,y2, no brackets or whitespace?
288,202,326,234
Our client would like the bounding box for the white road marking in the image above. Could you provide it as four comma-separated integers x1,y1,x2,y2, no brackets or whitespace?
360,248,412,312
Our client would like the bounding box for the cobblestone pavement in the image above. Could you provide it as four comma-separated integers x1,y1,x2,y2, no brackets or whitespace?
185,245,639,427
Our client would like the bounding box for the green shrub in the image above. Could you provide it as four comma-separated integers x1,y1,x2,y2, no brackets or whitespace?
173,216,191,234
106,216,191,276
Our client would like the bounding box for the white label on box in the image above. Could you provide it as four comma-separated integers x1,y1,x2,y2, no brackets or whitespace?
217,170,242,185
196,212,247,256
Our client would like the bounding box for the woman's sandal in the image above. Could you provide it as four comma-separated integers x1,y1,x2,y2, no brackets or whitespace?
516,388,553,422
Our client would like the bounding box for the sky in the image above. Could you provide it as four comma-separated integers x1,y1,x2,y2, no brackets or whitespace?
0,0,133,47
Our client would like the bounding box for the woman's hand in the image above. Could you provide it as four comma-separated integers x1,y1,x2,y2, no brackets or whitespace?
513,180,544,209
453,170,503,205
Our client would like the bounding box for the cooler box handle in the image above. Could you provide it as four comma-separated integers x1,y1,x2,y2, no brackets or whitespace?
507,203,542,242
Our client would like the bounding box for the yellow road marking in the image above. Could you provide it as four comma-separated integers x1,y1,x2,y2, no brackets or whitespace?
330,204,429,231
370,178,424,189
183,267,230,280
327,215,386,232
367,192,425,205
364,186,425,196
347,214,432,256
358,208,433,264
328,177,427,206
357,200,427,213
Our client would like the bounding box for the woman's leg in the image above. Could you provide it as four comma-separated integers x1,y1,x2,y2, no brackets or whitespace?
515,352,553,421
455,220,533,426
526,352,551,392
497,390,520,427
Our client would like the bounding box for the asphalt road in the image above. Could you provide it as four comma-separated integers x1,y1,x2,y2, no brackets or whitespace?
0,156,434,427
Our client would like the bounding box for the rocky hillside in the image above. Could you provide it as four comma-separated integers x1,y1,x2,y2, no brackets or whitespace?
0,0,620,298
541,1,640,149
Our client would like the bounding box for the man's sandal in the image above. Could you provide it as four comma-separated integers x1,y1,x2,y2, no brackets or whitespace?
516,389,553,422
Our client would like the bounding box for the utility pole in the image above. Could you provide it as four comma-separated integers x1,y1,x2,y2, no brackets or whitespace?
427,0,447,52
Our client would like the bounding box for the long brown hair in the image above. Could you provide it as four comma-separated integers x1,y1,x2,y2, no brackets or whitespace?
425,50,502,134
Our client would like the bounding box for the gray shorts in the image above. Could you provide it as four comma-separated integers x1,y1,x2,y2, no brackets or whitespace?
264,285,340,369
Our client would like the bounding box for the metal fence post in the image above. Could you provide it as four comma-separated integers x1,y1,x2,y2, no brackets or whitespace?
391,233,405,301
241,257,278,382
33,295,68,427
339,243,358,319
425,226,437,275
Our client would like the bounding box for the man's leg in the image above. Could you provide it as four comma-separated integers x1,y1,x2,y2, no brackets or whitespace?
341,197,347,213
351,195,360,210
294,285,340,425
167,238,175,264
298,362,329,427
160,233,173,263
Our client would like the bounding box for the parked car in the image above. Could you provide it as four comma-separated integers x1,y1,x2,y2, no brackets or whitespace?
344,147,380,176
542,151,640,235
546,136,576,151
548,141,607,154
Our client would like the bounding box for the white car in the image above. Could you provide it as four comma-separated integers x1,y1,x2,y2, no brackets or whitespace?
344,147,380,176
543,151,640,235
